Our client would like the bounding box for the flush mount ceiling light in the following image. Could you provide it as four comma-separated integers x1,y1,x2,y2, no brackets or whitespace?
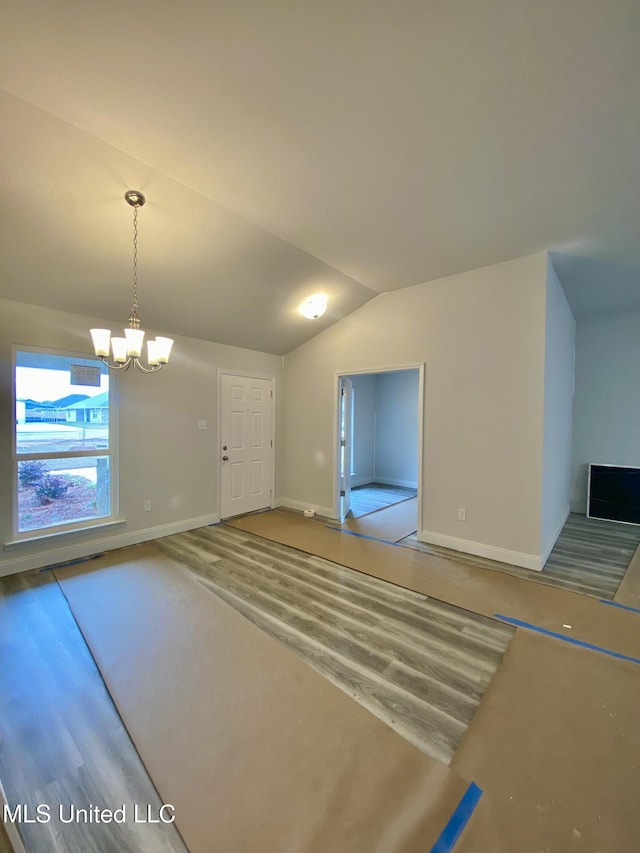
298,293,328,319
90,191,174,373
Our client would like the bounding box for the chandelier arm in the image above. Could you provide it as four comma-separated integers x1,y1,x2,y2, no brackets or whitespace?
97,356,132,371
133,359,164,374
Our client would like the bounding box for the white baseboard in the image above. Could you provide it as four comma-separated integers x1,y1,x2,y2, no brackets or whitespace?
279,497,336,519
417,529,542,571
374,477,419,489
350,475,375,488
541,506,571,567
0,513,219,578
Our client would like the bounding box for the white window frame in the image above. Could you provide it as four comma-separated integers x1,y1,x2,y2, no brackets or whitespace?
11,345,118,541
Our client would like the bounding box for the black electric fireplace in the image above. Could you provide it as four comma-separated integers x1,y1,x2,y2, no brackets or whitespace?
588,464,640,525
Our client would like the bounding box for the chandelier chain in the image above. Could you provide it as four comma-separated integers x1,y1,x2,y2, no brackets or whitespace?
132,204,138,312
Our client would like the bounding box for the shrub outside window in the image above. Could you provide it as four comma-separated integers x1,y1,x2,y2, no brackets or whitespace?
14,348,115,536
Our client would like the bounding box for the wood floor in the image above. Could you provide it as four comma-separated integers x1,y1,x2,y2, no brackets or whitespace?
401,513,640,599
154,524,514,766
0,569,188,853
348,483,417,518
2,513,637,851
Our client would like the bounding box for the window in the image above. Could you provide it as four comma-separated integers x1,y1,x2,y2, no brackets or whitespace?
13,349,116,537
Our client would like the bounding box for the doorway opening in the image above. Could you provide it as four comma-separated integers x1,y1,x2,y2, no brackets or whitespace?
336,366,423,533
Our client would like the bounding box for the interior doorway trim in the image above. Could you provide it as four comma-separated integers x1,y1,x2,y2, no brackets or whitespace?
217,369,277,519
333,363,425,523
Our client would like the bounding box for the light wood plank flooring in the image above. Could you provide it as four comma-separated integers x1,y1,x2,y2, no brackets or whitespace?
349,483,417,518
154,524,514,766
0,569,188,853
401,513,640,599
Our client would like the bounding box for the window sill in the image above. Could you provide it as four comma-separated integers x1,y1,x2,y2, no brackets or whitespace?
5,518,127,548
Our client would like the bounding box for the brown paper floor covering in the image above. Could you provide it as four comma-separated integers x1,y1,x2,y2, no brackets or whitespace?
55,547,480,853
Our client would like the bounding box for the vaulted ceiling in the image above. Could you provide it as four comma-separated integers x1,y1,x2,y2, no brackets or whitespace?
1,1,639,354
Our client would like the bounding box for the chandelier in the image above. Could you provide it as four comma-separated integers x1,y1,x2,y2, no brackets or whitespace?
90,191,174,372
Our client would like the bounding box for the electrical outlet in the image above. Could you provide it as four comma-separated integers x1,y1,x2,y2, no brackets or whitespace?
457,508,466,521
198,419,208,430
144,500,152,512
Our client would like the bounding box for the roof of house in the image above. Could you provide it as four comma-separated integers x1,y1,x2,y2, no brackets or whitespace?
65,391,109,409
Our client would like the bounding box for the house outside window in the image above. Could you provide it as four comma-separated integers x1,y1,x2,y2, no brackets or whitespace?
13,348,116,537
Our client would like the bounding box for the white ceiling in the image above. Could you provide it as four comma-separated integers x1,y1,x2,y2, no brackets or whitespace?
1,1,640,354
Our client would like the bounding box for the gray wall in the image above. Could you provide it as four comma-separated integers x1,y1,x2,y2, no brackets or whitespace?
282,253,548,568
373,370,419,487
571,311,640,513
0,297,283,576
2,250,568,575
541,259,576,561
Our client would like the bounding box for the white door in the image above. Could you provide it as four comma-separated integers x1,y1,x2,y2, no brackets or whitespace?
220,373,274,519
339,376,353,521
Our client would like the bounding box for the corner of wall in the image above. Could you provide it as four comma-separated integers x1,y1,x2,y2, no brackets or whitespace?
540,255,576,558
540,505,570,568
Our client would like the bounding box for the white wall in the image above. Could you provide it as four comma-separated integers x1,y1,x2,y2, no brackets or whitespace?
0,298,282,576
282,253,548,568
350,373,376,485
571,311,640,513
540,259,575,562
374,369,419,487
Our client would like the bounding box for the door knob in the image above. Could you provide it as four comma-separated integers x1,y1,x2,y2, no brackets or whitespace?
222,455,229,461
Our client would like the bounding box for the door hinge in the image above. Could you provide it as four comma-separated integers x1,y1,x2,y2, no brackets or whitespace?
271,389,273,398
270,440,273,447
340,489,346,497
340,439,346,447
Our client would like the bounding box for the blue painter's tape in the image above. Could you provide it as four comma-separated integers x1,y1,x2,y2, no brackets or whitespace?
494,614,640,665
324,526,401,546
599,598,640,615
430,782,483,853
